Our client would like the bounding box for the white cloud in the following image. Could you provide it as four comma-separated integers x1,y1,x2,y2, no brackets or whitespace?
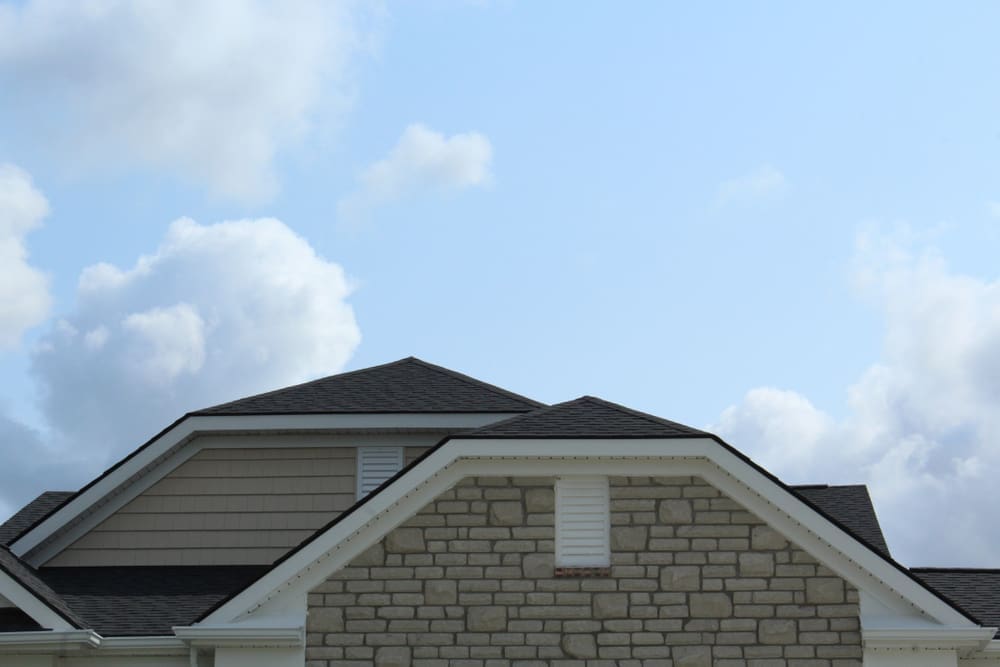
712,229,1000,566
339,123,493,220
0,164,51,347
30,216,361,465
717,164,788,205
0,1,377,202
988,201,1000,218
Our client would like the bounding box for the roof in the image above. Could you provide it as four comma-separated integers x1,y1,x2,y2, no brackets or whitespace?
792,484,891,558
37,566,269,636
911,568,1000,638
0,608,41,632
0,492,74,546
454,395,707,439
0,546,83,629
193,357,544,415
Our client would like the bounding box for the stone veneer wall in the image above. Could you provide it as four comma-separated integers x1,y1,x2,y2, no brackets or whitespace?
306,476,862,667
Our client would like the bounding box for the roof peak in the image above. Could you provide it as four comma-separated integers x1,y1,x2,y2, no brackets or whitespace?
193,357,545,416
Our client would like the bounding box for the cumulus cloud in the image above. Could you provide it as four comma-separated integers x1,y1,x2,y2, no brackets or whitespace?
0,1,377,202
30,217,361,465
989,201,1000,218
0,164,51,347
339,123,493,220
716,164,788,205
713,229,1000,566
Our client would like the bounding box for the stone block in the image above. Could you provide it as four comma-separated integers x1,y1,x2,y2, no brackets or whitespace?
660,565,701,591
672,645,711,667
385,528,426,554
759,618,796,644
522,552,553,579
611,526,648,551
739,552,774,577
806,577,845,604
525,488,554,512
751,525,788,550
489,501,524,526
689,593,733,618
467,606,507,632
659,499,693,523
592,592,629,619
374,646,411,667
560,633,597,658
307,607,343,632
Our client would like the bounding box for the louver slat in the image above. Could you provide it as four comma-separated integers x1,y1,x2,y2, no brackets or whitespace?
555,477,610,567
357,447,404,498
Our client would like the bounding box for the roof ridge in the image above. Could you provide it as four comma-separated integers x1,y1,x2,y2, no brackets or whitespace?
576,395,709,435
404,358,545,409
192,357,417,414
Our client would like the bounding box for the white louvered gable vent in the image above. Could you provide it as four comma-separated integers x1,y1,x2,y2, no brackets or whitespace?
357,446,404,498
555,476,610,567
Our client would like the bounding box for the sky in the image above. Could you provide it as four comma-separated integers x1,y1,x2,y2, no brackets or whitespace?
1,1,1000,568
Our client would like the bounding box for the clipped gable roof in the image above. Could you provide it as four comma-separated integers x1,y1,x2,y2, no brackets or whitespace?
454,395,707,439
193,357,544,415
792,485,891,558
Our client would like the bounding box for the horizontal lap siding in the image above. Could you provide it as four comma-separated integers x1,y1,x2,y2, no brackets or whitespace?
47,447,361,566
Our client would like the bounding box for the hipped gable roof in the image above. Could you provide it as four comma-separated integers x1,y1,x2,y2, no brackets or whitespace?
0,492,74,546
194,357,544,415
0,546,84,629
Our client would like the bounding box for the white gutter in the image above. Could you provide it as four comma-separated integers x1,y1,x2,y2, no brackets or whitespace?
864,626,997,653
0,629,101,653
173,624,303,649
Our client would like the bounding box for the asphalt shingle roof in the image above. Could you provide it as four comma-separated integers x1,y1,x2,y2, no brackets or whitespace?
0,546,84,629
911,568,1000,637
791,484,891,558
0,608,41,632
37,566,270,636
454,396,707,439
193,357,544,415
0,491,74,546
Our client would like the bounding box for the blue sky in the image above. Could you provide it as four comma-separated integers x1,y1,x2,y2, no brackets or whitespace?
1,1,1000,566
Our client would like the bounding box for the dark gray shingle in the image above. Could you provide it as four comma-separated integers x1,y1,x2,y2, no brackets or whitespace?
791,485,891,558
0,491,74,546
0,546,84,629
194,357,543,415
454,396,707,439
911,569,1000,637
38,566,269,636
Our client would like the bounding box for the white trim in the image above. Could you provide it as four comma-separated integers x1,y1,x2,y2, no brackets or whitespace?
864,627,996,651
11,412,517,563
173,625,303,648
98,636,188,654
0,569,75,632
201,437,979,632
0,630,100,653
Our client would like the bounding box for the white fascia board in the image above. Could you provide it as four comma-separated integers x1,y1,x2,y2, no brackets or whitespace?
10,412,516,561
202,437,981,632
97,636,187,655
0,570,75,632
0,630,100,653
173,625,303,648
864,627,997,651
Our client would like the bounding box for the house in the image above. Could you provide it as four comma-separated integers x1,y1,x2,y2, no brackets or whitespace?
0,356,998,666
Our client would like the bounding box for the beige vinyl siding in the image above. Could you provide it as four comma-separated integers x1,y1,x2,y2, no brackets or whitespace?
48,447,357,566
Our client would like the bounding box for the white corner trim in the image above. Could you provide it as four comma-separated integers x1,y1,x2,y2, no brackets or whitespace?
0,569,75,632
173,625,304,649
11,411,517,563
0,630,101,653
864,627,997,651
201,437,983,634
